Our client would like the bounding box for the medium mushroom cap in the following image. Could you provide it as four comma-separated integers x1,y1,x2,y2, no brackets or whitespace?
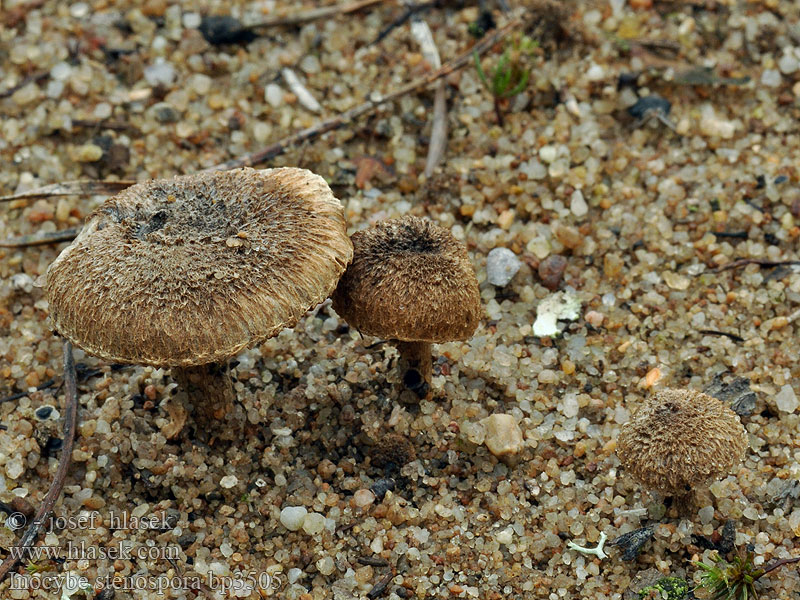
46,167,353,366
616,388,748,495
330,216,481,342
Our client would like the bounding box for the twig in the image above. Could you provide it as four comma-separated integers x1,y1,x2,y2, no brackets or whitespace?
0,227,82,248
1,179,134,203
253,0,386,28
0,70,49,99
367,571,394,599
711,258,800,273
410,18,448,177
209,16,525,171
761,556,800,576
698,330,745,342
0,378,57,404
0,340,78,584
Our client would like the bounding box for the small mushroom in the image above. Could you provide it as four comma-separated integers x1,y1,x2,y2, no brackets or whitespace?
331,216,481,398
46,167,353,430
616,388,748,498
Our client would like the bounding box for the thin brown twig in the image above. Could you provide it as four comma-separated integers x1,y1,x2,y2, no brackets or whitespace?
0,227,82,248
710,258,800,273
0,340,78,584
760,556,800,576
252,0,386,28
0,180,135,203
0,70,49,99
207,16,524,172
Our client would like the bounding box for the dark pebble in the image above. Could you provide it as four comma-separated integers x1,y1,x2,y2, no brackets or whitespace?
35,405,54,420
538,254,567,290
628,95,671,120
609,526,654,561
370,478,396,500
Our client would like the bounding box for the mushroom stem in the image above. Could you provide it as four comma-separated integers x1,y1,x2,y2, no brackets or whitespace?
395,341,432,398
173,363,235,425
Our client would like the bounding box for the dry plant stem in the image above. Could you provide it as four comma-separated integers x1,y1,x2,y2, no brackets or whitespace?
173,363,235,424
761,556,800,576
0,227,82,248
396,340,433,395
0,179,134,203
252,0,386,28
0,340,78,584
209,16,525,171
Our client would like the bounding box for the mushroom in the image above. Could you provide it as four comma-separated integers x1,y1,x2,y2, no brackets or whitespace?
616,388,748,498
331,216,481,397
46,167,353,427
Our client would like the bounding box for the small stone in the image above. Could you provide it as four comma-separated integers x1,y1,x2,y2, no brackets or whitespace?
779,53,799,75
220,475,238,489
775,384,798,413
761,69,782,88
570,190,588,217
34,406,54,420
698,505,714,525
264,83,284,108
486,247,521,287
299,55,320,74
539,145,558,163
151,102,179,123
11,273,34,293
279,506,307,531
481,414,523,458
585,310,604,327
538,255,567,291
182,12,202,29
496,527,514,545
302,512,326,535
143,60,177,87
353,489,376,508
316,556,335,576
6,459,24,480
663,271,690,290
554,224,582,249
75,144,103,163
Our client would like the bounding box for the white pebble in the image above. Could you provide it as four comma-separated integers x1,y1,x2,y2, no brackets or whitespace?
760,69,782,88
486,247,521,287
302,512,326,535
698,506,715,525
316,556,335,576
778,52,799,75
182,12,202,29
496,527,514,545
570,190,588,217
279,506,307,531
539,145,558,164
481,414,523,458
220,475,238,489
264,83,284,108
775,384,798,413
144,60,177,87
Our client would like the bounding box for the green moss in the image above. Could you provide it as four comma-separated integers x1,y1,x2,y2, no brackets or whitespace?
637,577,688,600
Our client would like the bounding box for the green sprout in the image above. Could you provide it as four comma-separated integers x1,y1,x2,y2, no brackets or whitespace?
695,548,800,600
473,43,532,127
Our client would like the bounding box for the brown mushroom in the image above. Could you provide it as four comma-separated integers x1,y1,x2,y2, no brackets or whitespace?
331,216,481,398
46,167,353,428
616,388,748,498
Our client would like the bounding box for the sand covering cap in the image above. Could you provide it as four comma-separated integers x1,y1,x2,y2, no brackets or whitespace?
616,388,748,495
331,216,480,343
46,167,353,366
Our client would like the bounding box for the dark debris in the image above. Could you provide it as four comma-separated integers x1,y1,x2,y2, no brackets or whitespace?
609,526,654,561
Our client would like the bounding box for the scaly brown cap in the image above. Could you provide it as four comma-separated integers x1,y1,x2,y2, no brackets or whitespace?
616,388,748,495
331,216,481,343
46,167,353,366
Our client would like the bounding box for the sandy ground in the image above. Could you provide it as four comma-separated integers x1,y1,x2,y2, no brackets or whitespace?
1,0,800,598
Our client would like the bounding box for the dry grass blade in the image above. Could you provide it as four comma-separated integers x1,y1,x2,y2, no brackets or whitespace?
0,340,78,584
253,0,386,28
209,16,525,172
0,180,135,203
410,18,448,177
0,227,81,248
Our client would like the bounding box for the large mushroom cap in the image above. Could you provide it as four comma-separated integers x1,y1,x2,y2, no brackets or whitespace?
616,388,748,495
46,167,353,366
331,216,481,342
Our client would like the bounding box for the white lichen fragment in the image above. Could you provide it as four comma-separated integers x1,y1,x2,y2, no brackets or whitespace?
533,291,582,337
567,531,608,560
